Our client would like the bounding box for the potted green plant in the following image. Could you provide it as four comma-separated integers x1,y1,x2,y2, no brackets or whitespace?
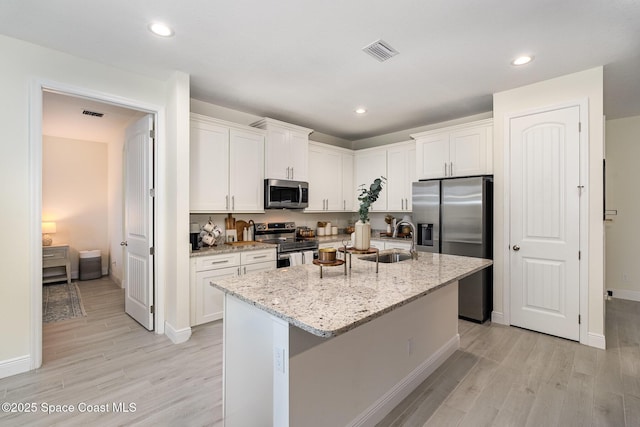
354,176,386,250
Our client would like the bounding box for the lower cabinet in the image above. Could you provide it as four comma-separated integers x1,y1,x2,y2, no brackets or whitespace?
370,239,412,251
190,248,276,326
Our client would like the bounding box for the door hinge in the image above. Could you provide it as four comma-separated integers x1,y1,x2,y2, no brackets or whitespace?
150,305,154,314
150,129,155,139
578,250,581,260
150,247,154,256
578,314,581,324
150,188,156,197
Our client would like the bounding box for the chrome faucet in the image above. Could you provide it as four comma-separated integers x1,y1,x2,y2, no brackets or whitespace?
393,220,418,260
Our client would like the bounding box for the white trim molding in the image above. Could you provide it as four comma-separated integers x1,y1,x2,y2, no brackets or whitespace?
347,334,460,427
608,288,640,302
0,355,31,380
587,332,606,350
491,311,506,325
164,322,192,344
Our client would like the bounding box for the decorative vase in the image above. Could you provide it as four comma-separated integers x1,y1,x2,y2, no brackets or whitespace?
354,220,371,250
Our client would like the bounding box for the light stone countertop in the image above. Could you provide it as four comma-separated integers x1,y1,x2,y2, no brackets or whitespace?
190,242,276,257
211,251,492,338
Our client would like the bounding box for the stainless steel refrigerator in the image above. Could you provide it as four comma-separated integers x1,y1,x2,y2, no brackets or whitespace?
412,176,493,322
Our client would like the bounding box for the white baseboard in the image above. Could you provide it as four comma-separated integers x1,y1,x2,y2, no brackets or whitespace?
608,288,640,302
491,311,506,325
164,321,192,344
0,355,31,379
587,332,606,350
347,334,460,427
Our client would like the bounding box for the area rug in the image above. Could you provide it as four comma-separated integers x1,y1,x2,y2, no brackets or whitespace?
43,282,87,323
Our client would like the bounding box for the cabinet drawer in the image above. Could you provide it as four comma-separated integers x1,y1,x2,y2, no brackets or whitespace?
43,247,67,260
241,249,276,265
195,252,241,272
242,260,276,275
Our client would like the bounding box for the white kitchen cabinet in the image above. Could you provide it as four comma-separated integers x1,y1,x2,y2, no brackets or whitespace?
386,141,416,212
251,118,313,181
412,119,493,180
190,114,265,213
369,239,385,250
190,248,276,326
354,147,387,212
307,141,354,212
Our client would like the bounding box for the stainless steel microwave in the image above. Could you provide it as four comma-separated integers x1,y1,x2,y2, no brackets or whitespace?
264,179,309,209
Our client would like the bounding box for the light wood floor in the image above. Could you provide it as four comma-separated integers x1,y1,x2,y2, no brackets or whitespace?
1,279,639,426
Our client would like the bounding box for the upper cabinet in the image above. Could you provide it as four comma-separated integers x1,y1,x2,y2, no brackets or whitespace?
353,141,416,213
386,142,416,212
354,147,388,212
307,142,354,212
251,118,313,181
190,114,265,213
412,119,493,180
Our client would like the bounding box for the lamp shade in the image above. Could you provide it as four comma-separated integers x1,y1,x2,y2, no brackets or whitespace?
42,222,57,234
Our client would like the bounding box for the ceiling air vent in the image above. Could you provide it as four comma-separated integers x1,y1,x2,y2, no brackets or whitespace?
362,39,399,62
82,109,104,118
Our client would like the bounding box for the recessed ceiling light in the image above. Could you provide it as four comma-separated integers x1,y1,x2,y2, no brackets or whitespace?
511,55,533,66
355,108,367,114
149,22,174,37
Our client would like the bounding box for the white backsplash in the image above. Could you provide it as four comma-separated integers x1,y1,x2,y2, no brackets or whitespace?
189,211,410,234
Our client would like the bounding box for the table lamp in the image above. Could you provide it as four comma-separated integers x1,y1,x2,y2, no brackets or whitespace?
42,221,56,246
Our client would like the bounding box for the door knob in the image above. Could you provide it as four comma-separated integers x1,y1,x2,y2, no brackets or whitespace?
120,241,128,246
513,245,520,251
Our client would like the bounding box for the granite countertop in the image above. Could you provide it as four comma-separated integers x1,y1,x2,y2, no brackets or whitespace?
211,251,492,338
190,242,276,257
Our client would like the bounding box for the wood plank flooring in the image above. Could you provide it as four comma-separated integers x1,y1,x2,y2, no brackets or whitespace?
1,278,639,426
378,298,640,426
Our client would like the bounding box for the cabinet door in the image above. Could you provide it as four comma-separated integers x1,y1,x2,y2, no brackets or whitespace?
341,153,355,211
229,129,264,212
190,121,230,211
406,146,416,210
194,266,238,325
387,144,415,211
355,149,387,211
385,240,412,250
308,145,332,211
415,133,449,180
449,126,487,177
289,130,309,181
242,260,276,275
265,127,290,179
369,239,385,250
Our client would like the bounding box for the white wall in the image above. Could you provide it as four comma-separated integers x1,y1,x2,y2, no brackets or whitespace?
493,67,605,341
43,136,109,277
605,115,640,300
0,34,186,376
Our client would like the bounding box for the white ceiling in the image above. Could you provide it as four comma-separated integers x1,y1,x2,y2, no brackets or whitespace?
3,0,640,141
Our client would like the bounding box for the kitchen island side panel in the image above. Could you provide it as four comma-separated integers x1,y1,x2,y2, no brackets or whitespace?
289,282,459,427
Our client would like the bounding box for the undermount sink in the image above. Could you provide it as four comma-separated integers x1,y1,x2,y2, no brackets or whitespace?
359,250,413,264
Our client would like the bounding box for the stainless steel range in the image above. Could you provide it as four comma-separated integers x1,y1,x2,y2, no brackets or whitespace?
254,222,318,267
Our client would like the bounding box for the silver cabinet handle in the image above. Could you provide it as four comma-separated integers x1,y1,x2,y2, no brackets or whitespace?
343,200,346,210
252,255,268,259
444,162,448,176
226,195,229,210
513,245,520,251
232,195,235,211
243,266,247,275
286,167,290,179
450,162,453,176
291,167,294,179
406,198,409,209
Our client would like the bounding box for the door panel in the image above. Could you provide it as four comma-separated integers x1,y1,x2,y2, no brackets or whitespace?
124,114,154,330
510,106,580,341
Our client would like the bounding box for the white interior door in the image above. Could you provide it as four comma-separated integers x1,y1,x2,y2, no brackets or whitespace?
509,106,581,341
123,114,154,330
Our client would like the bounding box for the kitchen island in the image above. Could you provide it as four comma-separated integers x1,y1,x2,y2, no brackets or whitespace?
211,251,492,427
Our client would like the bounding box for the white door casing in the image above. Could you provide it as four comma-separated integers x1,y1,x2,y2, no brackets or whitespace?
124,114,154,330
509,106,581,341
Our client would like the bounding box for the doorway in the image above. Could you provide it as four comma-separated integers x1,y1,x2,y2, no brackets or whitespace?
37,87,158,366
507,102,589,342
